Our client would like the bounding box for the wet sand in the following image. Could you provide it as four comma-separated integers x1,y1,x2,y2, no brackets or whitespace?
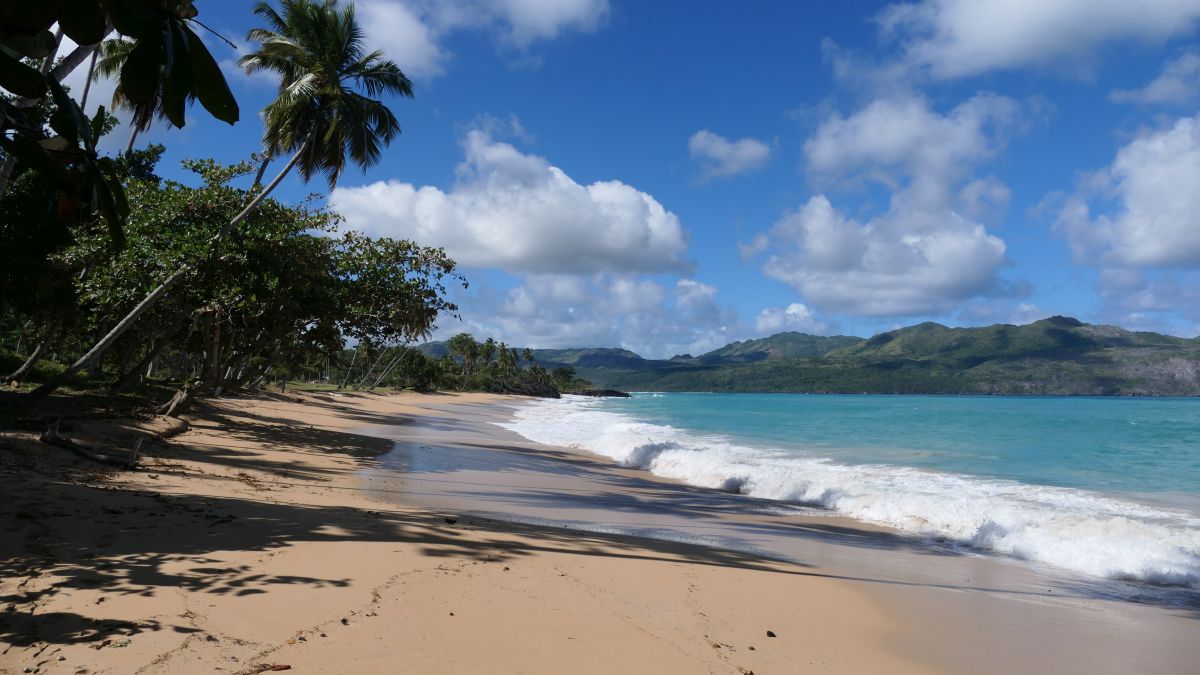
363,395,1200,675
1,391,932,674
3,390,1195,674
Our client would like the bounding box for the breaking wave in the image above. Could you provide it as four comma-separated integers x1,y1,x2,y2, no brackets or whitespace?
498,396,1200,587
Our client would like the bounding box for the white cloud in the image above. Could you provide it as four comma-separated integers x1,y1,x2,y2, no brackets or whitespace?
762,196,1006,316
755,303,828,334
877,0,1200,79
756,94,1014,316
687,130,771,179
480,0,609,46
958,299,1051,326
957,176,1012,220
330,129,690,274
805,93,1020,189
1110,49,1200,105
354,0,608,80
357,1,449,80
1055,113,1200,268
737,233,769,260
441,274,741,358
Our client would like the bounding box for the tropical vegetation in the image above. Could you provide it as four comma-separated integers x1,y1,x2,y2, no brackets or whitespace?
0,0,569,420
502,317,1200,396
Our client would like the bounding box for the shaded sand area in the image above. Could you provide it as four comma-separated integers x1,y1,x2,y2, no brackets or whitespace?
1,392,1196,674
3,391,931,674
368,396,1200,674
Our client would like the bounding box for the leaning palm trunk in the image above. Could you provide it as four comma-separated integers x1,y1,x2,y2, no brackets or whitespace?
5,319,61,383
252,150,272,188
369,350,405,390
109,307,193,395
28,137,312,402
124,126,140,154
339,344,362,389
79,49,99,110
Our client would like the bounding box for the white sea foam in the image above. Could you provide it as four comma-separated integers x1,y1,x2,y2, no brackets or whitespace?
498,396,1200,587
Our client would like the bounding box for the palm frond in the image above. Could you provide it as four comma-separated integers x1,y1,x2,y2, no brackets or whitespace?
243,0,413,188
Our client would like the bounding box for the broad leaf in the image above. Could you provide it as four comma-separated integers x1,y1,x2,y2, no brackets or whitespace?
58,0,108,45
119,34,162,105
184,25,238,125
0,50,47,98
159,19,193,128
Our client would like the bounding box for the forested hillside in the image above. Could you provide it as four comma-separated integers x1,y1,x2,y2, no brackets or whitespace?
423,317,1200,396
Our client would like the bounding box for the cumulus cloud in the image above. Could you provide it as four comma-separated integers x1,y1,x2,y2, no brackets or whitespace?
330,129,690,275
355,0,609,80
442,275,741,358
957,176,1012,220
1054,113,1200,268
1110,49,1200,105
755,303,828,334
753,94,1015,317
877,0,1200,79
804,93,1020,186
687,130,771,180
761,196,1006,316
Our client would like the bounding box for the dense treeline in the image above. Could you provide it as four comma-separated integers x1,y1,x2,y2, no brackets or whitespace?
1,0,554,417
0,143,461,406
307,334,588,398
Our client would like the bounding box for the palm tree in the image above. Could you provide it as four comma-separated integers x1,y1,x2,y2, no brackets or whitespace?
481,337,497,365
240,0,411,188
30,0,414,401
93,38,158,153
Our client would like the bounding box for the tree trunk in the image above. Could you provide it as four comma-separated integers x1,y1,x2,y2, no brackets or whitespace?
338,345,360,390
356,350,382,389
79,49,99,110
6,320,60,383
158,385,195,418
110,308,192,395
370,351,404,390
124,126,140,154
27,138,312,403
252,150,272,188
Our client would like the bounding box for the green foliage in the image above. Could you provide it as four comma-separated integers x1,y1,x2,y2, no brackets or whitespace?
398,333,561,396
1,0,240,243
238,0,413,187
540,317,1200,396
2,152,463,396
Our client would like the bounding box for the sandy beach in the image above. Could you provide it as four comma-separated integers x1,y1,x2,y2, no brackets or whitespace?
2,391,1196,674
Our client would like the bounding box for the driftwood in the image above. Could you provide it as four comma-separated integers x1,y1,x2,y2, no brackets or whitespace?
158,386,195,418
39,420,143,468
157,416,190,440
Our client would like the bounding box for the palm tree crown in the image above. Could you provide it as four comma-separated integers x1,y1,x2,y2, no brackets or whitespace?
238,0,413,187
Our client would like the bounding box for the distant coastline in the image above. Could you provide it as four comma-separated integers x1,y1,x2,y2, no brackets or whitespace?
423,315,1200,396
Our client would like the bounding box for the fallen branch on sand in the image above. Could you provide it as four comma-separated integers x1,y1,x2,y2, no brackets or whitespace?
39,419,143,468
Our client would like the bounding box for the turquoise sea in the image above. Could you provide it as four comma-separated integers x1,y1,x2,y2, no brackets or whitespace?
501,393,1200,587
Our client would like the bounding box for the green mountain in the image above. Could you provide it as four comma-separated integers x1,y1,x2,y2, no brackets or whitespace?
688,332,863,363
421,317,1200,396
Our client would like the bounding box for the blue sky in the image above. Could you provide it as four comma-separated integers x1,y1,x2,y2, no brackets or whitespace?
74,1,1200,357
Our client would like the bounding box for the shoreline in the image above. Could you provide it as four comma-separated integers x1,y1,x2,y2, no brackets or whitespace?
1,391,933,674
3,390,1197,674
527,392,1200,588
360,393,1200,674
